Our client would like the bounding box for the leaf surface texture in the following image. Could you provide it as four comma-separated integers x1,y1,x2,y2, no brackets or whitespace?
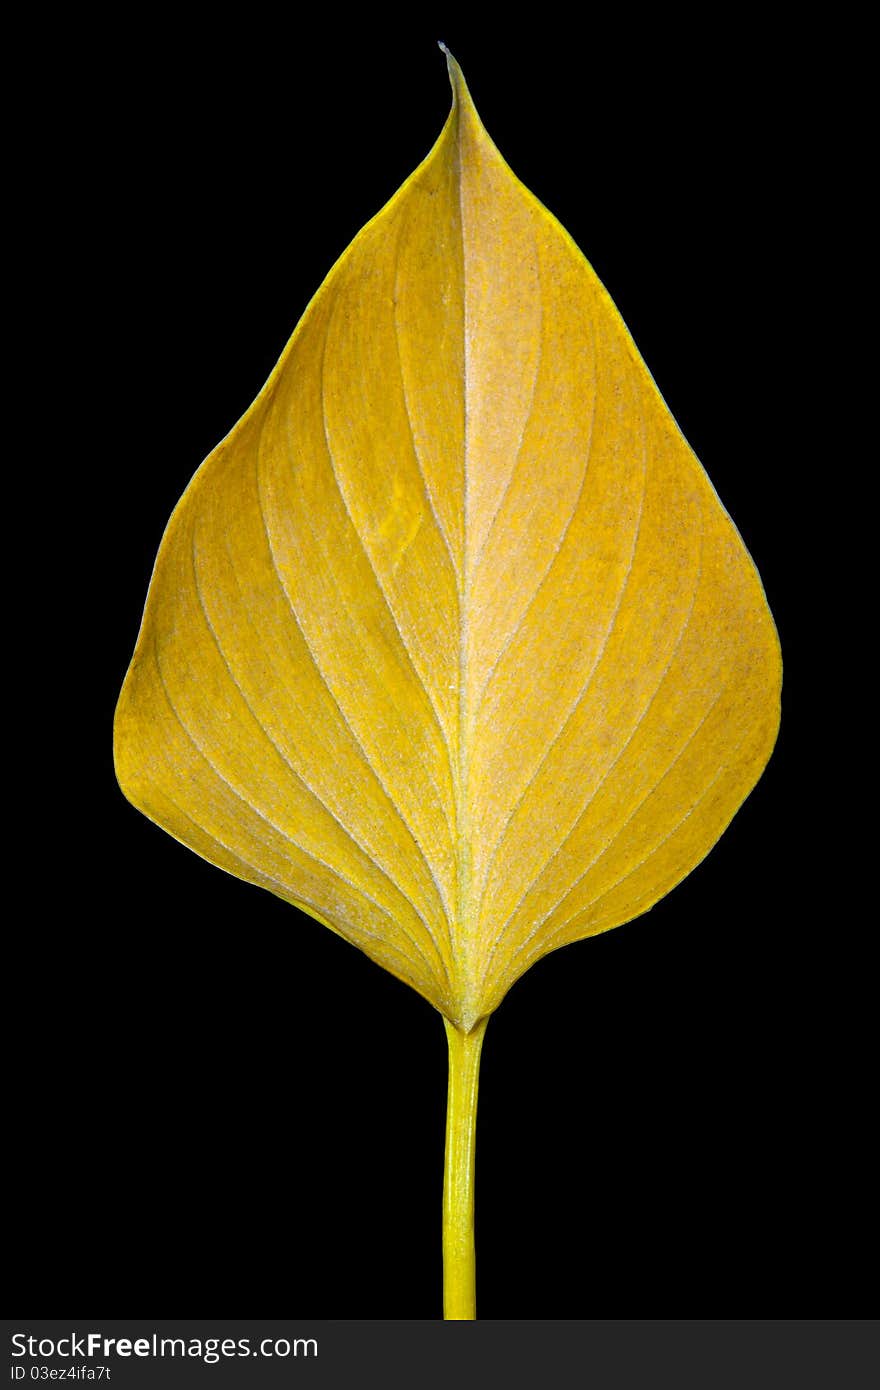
115,56,781,1027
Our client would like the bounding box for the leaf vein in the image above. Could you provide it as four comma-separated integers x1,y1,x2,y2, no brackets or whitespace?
392,205,462,593
470,227,544,583
514,686,726,977
315,310,458,910
484,492,708,987
471,298,599,737
474,374,647,953
155,782,429,995
530,730,737,963
252,366,456,942
151,626,432,972
189,524,451,989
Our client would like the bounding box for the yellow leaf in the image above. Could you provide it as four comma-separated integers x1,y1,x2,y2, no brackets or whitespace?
114,49,781,1316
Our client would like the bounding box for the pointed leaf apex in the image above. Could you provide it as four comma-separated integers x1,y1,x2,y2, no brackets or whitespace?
439,42,471,114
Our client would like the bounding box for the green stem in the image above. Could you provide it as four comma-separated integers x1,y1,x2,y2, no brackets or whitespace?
442,1013,489,1319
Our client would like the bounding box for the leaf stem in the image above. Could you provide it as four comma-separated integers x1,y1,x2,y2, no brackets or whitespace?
442,1013,489,1319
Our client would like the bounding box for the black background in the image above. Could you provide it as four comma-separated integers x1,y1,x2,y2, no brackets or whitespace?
12,11,867,1319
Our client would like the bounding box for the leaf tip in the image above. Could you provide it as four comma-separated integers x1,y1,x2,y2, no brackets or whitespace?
438,40,467,107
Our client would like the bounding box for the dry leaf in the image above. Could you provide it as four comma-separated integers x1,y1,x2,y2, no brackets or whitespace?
114,54,779,1030
114,49,780,1315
